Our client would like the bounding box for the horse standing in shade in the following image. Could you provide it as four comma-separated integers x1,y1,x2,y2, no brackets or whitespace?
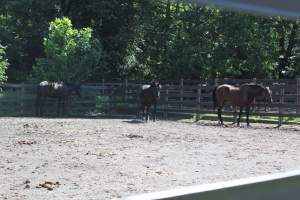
212,83,272,126
138,81,161,122
35,81,81,116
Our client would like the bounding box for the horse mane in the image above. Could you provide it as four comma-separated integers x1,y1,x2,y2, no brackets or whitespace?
142,81,161,91
240,82,265,89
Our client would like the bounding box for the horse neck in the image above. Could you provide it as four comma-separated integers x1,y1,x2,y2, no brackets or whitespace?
143,87,157,101
245,85,264,99
151,86,160,96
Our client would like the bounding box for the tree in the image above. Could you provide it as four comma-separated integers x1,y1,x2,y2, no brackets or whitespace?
0,46,8,81
0,0,59,82
273,19,299,78
1,0,300,81
31,17,105,82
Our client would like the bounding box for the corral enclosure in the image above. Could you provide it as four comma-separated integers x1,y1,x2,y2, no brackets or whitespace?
2,79,300,199
1,79,300,124
1,117,300,200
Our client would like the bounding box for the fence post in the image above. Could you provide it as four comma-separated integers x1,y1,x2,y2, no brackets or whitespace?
20,82,25,115
253,78,259,113
124,78,128,102
180,78,184,110
297,78,300,113
278,87,284,126
214,78,218,87
164,84,169,119
196,83,202,121
101,79,106,113
102,79,105,95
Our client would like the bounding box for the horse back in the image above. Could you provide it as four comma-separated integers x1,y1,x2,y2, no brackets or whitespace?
216,84,240,95
215,84,244,105
37,81,64,97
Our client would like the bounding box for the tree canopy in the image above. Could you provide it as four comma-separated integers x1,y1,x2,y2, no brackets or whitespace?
0,0,300,82
31,17,104,82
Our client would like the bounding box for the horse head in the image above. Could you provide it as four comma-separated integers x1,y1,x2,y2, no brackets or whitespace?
262,86,272,105
150,81,161,100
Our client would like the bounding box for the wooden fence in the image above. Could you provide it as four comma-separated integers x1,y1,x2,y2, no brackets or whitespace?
1,79,300,124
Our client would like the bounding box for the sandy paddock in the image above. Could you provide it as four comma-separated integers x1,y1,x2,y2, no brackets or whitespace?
1,117,300,199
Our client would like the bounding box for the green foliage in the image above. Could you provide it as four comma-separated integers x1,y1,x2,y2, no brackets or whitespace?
0,47,8,82
0,0,58,82
130,2,286,80
1,0,300,81
31,17,104,82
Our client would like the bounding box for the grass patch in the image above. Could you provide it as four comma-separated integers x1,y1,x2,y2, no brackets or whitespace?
193,114,300,124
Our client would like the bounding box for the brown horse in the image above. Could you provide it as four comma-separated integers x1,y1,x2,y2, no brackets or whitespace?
35,81,81,116
212,83,272,126
138,81,161,122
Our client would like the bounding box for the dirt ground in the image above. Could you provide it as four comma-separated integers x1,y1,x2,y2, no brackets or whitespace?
1,117,300,200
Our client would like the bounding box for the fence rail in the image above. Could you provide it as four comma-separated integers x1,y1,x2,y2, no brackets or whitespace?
124,170,300,200
1,79,300,124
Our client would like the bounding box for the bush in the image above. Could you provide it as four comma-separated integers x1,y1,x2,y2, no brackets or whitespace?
31,17,105,82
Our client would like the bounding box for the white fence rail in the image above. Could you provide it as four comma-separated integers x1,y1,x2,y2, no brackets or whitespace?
192,0,300,19
124,170,300,200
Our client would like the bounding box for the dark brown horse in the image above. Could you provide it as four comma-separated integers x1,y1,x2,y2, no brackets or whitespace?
138,81,161,122
35,81,81,116
212,83,272,126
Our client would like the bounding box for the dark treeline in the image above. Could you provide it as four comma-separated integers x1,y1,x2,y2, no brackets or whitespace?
0,0,300,83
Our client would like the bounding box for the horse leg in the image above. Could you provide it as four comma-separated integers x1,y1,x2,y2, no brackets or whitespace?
146,106,150,122
217,107,224,126
237,106,243,126
139,105,145,120
138,104,145,121
136,105,142,119
217,99,226,126
246,106,250,126
231,106,237,125
153,103,157,122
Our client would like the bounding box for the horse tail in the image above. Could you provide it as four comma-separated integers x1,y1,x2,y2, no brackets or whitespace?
212,86,218,110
